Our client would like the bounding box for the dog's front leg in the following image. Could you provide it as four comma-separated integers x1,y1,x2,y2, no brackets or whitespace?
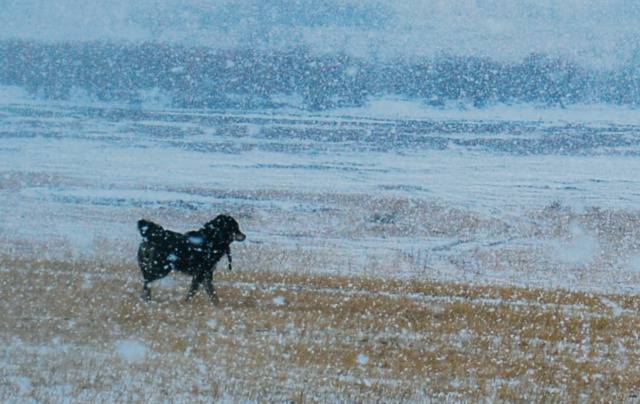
203,269,220,305
141,281,152,301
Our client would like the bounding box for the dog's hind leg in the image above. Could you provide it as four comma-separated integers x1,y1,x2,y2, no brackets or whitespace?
185,273,205,301
203,270,220,305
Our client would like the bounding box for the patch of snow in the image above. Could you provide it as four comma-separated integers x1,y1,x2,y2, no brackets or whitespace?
0,85,33,103
81,273,93,289
137,88,172,109
8,376,32,395
345,66,359,77
550,221,599,267
156,276,180,290
456,329,473,343
357,353,369,365
246,124,260,136
272,296,286,306
115,340,147,363
600,298,625,317
449,378,462,388
626,255,640,273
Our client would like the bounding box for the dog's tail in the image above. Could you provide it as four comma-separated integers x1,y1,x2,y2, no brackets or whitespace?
137,219,165,242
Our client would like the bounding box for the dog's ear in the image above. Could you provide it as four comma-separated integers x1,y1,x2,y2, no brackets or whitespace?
203,215,224,232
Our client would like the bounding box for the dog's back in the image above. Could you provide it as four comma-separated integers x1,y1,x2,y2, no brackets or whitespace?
137,219,207,275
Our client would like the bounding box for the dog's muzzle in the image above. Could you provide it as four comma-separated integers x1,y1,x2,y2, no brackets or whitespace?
235,232,246,242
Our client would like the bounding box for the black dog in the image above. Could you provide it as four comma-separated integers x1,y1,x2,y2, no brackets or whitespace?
136,214,245,303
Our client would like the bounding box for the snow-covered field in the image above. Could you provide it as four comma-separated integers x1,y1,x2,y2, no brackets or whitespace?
2,100,640,291
3,99,640,400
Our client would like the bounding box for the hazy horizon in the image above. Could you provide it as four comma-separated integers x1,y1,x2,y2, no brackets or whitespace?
2,1,639,68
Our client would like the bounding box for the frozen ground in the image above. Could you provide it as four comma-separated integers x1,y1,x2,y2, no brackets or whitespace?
2,99,640,293
2,257,640,401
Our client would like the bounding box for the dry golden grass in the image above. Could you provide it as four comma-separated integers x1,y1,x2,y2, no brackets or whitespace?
1,253,640,402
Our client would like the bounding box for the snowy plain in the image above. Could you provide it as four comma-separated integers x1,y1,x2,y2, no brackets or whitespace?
3,90,640,400
2,89,640,293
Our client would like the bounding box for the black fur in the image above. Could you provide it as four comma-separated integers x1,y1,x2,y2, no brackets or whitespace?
136,214,245,303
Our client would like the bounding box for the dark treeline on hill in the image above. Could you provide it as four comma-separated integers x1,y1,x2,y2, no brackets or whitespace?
2,40,640,110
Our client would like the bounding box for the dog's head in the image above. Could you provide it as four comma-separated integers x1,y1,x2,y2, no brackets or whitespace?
203,214,246,244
